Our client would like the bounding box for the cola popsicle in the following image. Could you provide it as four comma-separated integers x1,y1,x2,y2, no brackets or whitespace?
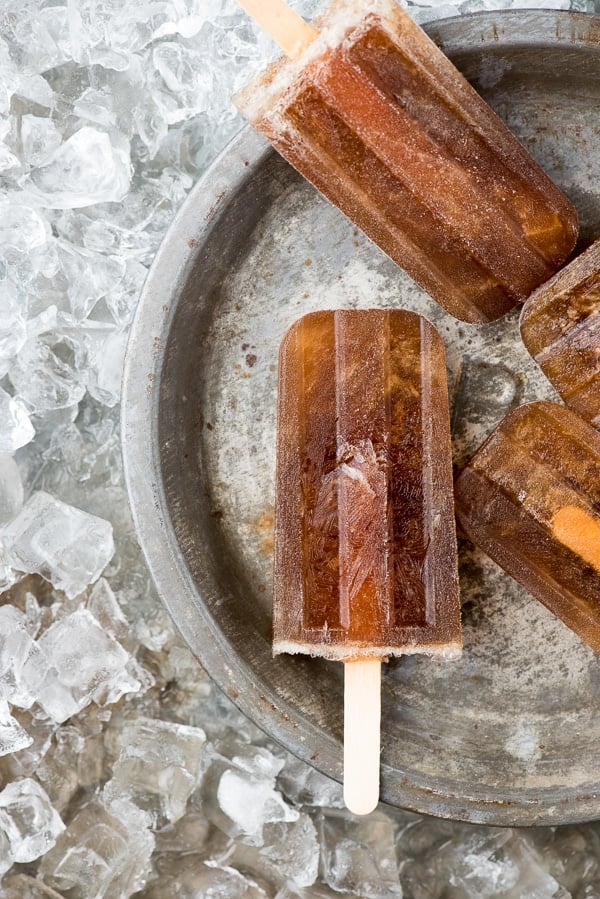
455,401,600,652
275,309,461,813
234,0,578,324
520,239,600,427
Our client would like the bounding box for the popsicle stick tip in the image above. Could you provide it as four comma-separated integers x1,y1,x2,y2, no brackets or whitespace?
344,783,379,816
344,659,382,816
235,0,318,57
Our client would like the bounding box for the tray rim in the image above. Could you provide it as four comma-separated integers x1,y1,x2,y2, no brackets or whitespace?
122,9,600,827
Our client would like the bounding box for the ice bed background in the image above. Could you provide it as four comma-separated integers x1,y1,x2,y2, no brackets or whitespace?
1,0,600,896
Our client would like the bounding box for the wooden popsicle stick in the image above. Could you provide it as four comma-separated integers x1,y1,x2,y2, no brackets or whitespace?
343,658,381,815
236,0,318,57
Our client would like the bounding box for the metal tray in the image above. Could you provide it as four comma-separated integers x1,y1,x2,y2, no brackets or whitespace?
122,10,600,826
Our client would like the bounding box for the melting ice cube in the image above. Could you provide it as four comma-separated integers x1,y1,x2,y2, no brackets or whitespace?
2,491,114,598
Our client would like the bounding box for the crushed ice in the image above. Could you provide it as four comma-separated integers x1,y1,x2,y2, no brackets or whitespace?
0,0,596,894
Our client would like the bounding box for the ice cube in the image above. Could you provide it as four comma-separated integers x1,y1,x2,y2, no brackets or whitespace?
0,823,13,879
85,326,128,407
5,7,73,73
86,577,128,638
74,87,118,129
3,492,114,598
211,764,299,846
10,330,88,413
141,857,269,899
22,127,131,209
0,698,33,756
0,289,27,376
0,386,35,453
0,777,64,863
0,201,49,259
0,605,48,709
275,885,340,899
21,115,62,168
32,608,141,723
0,144,20,174
445,830,570,899
0,712,54,780
55,240,126,322
0,454,24,525
1,874,68,898
318,809,402,898
13,74,56,108
278,756,344,809
36,724,105,813
104,716,206,827
222,813,319,889
39,797,154,898
151,42,212,123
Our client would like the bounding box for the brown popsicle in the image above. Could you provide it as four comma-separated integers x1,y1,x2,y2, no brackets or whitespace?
234,0,578,324
275,309,461,813
520,238,600,428
455,401,600,652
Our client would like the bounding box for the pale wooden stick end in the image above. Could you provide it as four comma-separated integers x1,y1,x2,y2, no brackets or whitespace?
343,658,382,816
236,0,318,57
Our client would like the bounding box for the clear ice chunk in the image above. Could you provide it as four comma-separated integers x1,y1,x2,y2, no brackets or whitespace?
39,797,154,898
22,127,131,209
318,809,402,898
223,813,320,889
21,115,62,168
275,885,341,899
142,858,269,899
0,823,13,880
73,87,118,129
36,724,105,813
278,755,344,808
86,577,128,638
10,329,88,413
85,326,128,407
0,605,48,709
5,7,73,73
104,716,206,828
32,608,141,723
0,454,24,525
447,831,570,899
0,290,27,377
212,764,299,846
0,386,35,453
0,201,50,257
0,777,64,863
13,74,56,108
1,873,68,898
398,827,569,899
0,698,33,756
2,492,114,598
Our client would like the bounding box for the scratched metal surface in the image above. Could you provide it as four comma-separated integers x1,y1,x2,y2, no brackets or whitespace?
122,11,600,825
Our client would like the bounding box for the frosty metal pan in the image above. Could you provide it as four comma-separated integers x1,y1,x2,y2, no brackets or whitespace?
122,10,600,826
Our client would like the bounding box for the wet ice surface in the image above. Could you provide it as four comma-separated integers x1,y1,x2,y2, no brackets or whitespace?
1,0,600,895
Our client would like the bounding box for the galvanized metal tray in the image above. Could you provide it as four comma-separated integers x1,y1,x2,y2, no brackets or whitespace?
122,10,600,826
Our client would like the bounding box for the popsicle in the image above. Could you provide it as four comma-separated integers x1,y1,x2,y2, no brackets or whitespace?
520,239,600,428
454,401,600,652
275,309,461,814
234,0,578,324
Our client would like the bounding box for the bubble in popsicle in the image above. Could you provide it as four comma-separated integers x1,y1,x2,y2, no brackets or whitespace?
234,0,578,323
455,401,600,652
520,239,600,428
